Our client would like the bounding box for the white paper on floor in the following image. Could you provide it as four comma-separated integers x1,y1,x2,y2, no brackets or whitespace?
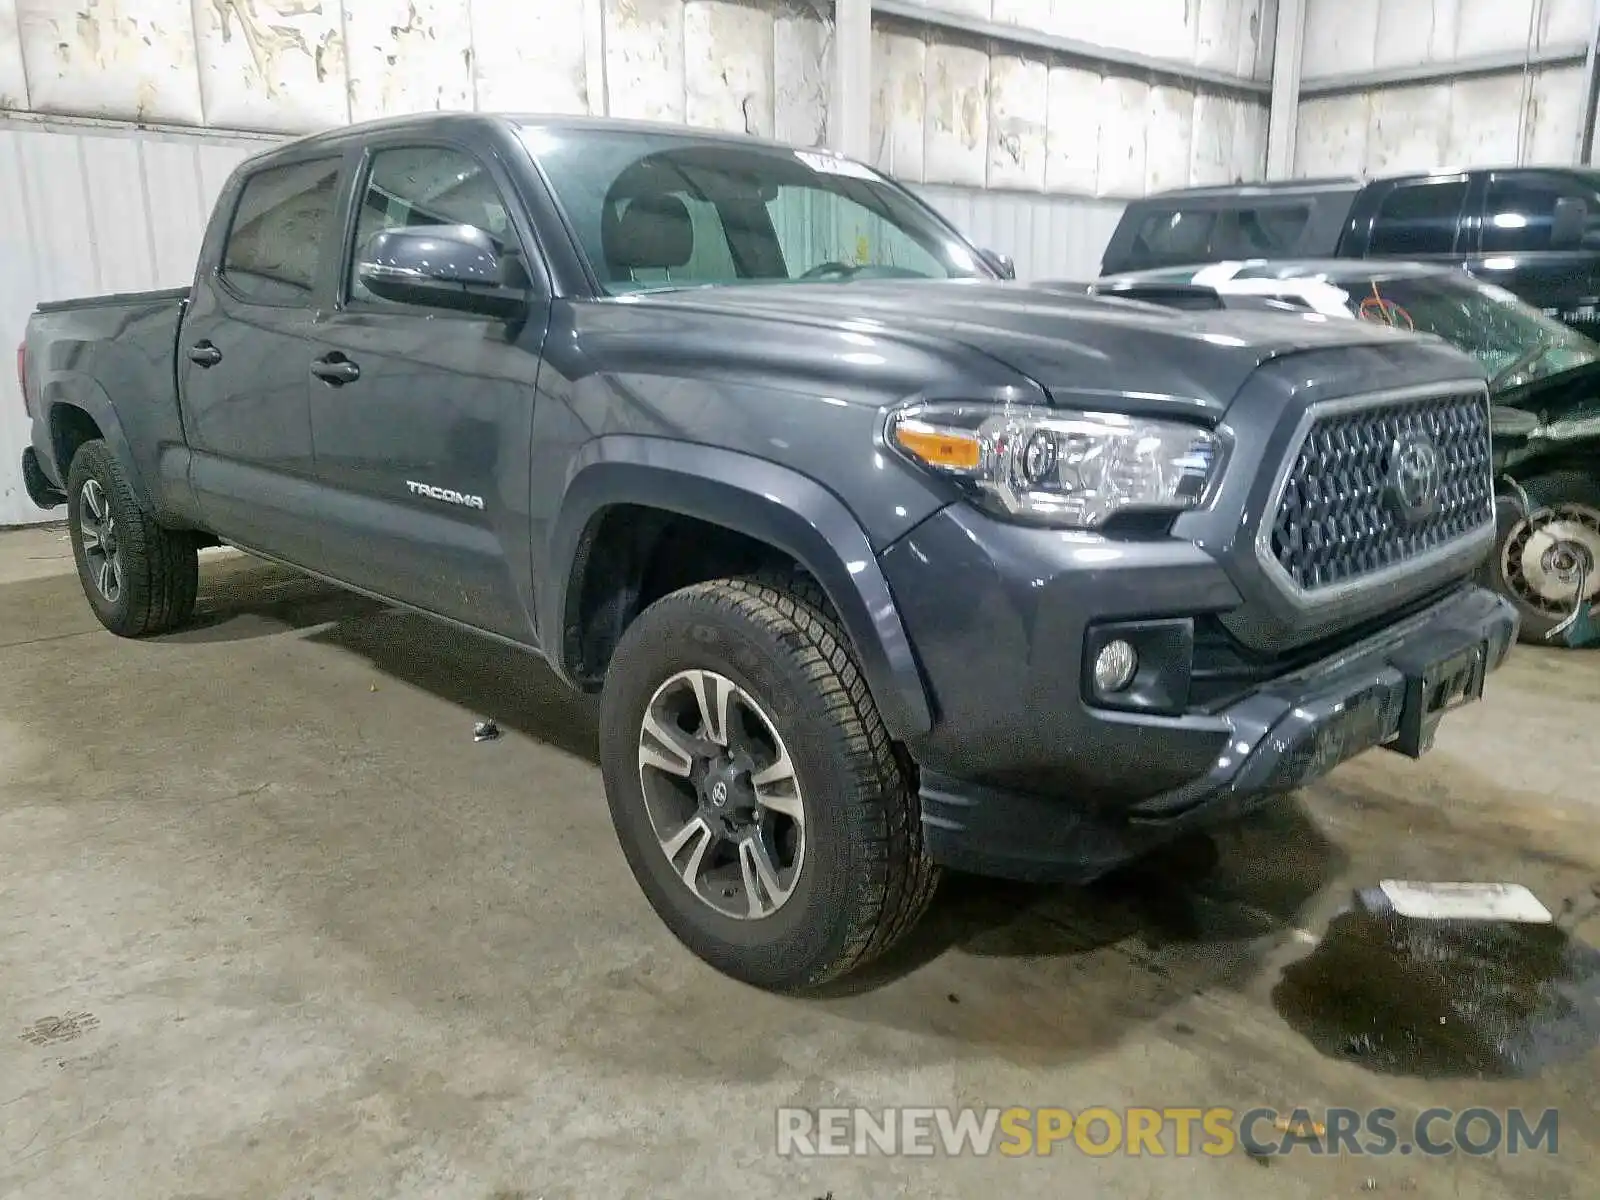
1377,881,1553,924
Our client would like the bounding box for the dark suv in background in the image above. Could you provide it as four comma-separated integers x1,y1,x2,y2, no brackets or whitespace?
1101,168,1600,336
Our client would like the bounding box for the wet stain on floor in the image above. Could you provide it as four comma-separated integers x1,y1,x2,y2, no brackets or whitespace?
1273,910,1600,1079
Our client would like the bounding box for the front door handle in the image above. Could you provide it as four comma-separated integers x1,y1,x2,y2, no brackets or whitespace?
188,342,223,368
311,355,361,386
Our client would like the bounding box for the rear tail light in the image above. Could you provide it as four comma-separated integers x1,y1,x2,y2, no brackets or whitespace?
15,342,25,409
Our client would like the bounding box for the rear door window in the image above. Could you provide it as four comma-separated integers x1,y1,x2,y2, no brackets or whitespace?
1481,174,1600,253
221,157,342,306
1128,209,1215,268
1125,204,1309,268
1368,180,1468,256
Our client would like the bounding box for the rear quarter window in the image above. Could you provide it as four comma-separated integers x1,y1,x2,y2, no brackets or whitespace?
221,157,342,306
1122,203,1310,269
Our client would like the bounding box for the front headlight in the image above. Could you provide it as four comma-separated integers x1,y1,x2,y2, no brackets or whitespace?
888,402,1221,528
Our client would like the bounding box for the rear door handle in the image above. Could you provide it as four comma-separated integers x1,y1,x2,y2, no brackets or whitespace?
311,355,361,385
187,342,222,368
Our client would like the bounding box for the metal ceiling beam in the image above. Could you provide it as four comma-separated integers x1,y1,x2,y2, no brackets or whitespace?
869,0,1271,100
1300,43,1591,100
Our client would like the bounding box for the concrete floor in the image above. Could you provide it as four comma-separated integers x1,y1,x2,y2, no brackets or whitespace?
2,524,1597,1199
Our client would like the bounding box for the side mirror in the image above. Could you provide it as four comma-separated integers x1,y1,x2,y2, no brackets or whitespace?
978,248,1017,280
1550,197,1587,250
356,224,527,319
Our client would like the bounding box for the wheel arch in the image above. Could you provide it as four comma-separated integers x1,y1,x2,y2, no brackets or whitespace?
44,380,154,511
546,436,934,740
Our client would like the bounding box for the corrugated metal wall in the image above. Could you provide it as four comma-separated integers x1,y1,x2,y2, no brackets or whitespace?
1295,0,1596,174
917,184,1124,282
0,125,260,525
0,122,1124,526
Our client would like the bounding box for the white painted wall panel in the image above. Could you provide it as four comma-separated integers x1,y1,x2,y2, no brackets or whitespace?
1542,0,1594,45
194,0,348,133
685,0,774,136
1302,0,1380,78
923,40,988,188
1235,97,1267,175
985,53,1045,191
870,29,926,181
0,0,24,110
1445,74,1526,165
1454,0,1536,58
1095,76,1148,196
1367,85,1451,174
1042,64,1099,194
345,0,473,122
1526,64,1587,165
19,0,204,124
1190,92,1235,184
0,125,258,525
773,9,830,147
605,0,687,123
1295,64,1591,177
891,0,1271,77
1304,0,1592,77
1144,85,1194,193
1197,0,1272,77
471,0,590,115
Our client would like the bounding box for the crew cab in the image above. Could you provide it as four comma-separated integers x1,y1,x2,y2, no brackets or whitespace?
18,113,1518,992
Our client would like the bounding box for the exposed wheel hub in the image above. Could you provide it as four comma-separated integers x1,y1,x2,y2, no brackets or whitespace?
1504,504,1600,612
636,668,807,921
694,754,757,834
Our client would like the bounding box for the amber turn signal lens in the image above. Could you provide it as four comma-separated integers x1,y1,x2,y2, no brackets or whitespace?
892,421,982,471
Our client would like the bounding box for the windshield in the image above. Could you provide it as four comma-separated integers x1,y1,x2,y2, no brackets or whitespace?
1296,271,1599,390
519,126,990,294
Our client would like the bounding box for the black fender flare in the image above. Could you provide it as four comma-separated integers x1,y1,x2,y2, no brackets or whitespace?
546,436,934,739
42,381,154,510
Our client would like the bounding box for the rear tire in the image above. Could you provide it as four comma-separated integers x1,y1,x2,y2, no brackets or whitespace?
598,575,939,991
66,439,199,637
1489,470,1600,645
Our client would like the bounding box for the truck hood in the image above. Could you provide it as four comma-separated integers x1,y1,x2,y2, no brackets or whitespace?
627,280,1431,416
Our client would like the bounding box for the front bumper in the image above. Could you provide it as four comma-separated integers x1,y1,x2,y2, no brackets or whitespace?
880,506,1518,883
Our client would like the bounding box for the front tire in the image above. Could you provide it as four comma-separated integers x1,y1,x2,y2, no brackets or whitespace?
1489,470,1600,645
598,576,939,991
66,439,199,637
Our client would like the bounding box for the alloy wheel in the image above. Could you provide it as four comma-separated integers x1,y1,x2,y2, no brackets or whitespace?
636,668,806,920
78,479,124,604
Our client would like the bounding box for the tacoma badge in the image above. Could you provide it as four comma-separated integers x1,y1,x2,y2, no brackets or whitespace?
406,480,486,510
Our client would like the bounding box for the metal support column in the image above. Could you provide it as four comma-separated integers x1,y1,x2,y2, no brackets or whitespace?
1579,0,1600,163
830,0,872,159
1266,0,1306,180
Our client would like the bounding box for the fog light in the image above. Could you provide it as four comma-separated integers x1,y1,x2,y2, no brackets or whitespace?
1094,639,1139,693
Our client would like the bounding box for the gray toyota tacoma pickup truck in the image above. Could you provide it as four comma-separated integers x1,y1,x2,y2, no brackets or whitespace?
18,113,1517,991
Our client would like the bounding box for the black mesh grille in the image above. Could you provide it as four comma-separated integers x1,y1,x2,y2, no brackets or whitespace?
1268,390,1492,593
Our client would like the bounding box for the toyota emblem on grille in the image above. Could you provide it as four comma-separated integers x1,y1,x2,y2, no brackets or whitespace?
1387,434,1442,523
